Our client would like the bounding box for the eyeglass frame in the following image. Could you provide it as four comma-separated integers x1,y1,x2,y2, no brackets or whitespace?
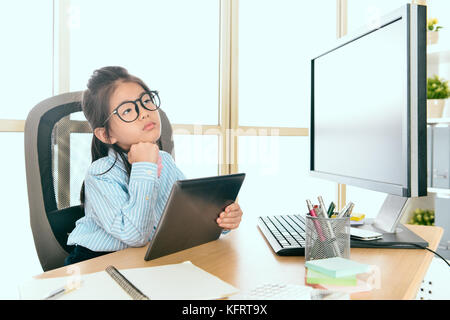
102,90,160,125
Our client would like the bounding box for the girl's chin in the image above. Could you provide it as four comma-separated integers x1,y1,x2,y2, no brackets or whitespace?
142,132,161,143
130,135,162,145
116,133,162,151
142,127,161,140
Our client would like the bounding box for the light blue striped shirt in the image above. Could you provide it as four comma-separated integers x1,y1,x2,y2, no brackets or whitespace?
67,149,196,252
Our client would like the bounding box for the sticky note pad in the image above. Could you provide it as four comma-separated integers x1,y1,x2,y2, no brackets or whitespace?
306,269,357,286
305,257,370,278
350,213,365,221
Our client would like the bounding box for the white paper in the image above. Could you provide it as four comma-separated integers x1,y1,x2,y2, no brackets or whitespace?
19,261,239,300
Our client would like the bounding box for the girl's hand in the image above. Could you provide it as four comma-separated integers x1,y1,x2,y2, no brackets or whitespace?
128,142,160,164
217,202,243,230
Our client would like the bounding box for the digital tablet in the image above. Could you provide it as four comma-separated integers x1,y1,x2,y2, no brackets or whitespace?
144,173,245,261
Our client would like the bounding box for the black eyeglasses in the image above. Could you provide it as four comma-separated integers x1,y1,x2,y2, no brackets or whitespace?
103,90,160,125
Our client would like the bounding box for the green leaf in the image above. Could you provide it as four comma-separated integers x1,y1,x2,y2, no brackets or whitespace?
427,75,450,99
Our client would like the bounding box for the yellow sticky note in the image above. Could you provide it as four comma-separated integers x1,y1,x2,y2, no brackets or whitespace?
350,213,365,221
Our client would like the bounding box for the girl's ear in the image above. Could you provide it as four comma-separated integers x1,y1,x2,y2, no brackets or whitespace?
94,127,117,145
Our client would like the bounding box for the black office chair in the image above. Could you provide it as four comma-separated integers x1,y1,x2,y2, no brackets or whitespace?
24,91,175,271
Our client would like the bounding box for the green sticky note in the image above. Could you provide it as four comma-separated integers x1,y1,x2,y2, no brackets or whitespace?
305,257,370,278
306,269,357,286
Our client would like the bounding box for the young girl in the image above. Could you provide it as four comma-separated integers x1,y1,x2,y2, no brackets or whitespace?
65,66,243,265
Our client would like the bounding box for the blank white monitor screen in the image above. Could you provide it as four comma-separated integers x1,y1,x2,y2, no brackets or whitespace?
313,18,407,188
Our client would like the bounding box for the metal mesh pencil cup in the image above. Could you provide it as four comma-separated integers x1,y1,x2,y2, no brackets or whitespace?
305,215,350,261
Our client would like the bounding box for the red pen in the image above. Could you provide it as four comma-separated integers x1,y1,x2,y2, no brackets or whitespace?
306,200,326,241
307,200,318,217
313,205,319,215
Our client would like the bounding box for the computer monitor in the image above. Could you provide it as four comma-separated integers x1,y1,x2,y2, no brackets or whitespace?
310,3,428,244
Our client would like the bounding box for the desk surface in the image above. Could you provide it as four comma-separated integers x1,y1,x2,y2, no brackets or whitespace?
36,217,443,300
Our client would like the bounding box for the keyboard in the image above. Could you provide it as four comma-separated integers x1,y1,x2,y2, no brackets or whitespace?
233,283,349,300
238,283,313,300
257,214,306,256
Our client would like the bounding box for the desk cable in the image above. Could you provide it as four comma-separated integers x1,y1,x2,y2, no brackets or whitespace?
351,240,450,268
410,244,450,268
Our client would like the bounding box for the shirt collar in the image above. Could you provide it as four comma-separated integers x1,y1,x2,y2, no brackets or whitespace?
107,148,129,173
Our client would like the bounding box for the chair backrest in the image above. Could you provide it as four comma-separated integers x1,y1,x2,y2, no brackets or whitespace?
25,91,175,271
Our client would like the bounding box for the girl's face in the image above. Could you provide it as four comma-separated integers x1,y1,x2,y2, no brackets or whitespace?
103,81,162,151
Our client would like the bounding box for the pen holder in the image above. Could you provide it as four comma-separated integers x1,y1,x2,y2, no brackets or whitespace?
305,215,350,262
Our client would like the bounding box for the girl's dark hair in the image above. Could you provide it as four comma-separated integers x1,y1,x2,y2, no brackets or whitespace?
80,66,152,206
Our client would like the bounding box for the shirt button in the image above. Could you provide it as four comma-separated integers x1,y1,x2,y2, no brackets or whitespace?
145,196,149,201
146,170,152,175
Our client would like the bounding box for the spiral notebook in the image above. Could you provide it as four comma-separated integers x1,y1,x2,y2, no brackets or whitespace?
19,261,239,300
105,265,149,300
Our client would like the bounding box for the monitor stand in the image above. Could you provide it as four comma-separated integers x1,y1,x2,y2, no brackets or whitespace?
351,194,429,249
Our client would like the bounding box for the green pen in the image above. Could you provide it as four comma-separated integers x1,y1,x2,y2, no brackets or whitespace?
327,202,335,218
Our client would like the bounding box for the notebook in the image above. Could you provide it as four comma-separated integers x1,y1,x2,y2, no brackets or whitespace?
305,257,370,278
19,261,239,300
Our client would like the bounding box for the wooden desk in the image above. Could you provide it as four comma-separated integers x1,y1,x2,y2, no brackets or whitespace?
36,217,443,300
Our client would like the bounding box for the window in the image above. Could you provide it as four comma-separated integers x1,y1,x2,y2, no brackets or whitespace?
174,135,219,179
238,0,336,128
236,0,337,217
0,133,42,298
0,0,53,296
0,0,53,119
238,136,336,217
68,0,220,126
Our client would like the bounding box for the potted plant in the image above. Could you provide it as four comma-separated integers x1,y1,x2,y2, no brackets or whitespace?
427,75,450,118
427,18,443,45
408,208,434,226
